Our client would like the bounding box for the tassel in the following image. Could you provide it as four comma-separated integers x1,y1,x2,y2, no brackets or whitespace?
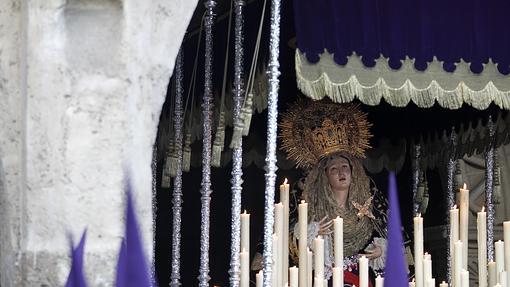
211,124,225,168
242,93,253,136
168,154,179,178
229,119,244,149
161,159,171,188
182,133,192,172
211,144,222,167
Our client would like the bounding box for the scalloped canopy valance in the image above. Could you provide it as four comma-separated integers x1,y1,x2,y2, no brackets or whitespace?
293,0,510,110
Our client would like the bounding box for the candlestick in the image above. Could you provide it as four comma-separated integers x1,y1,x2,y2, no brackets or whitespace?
275,203,284,287
333,267,342,287
314,236,325,287
454,241,463,287
424,253,432,286
289,266,298,287
360,255,368,287
409,279,416,287
450,205,459,287
496,240,505,280
478,207,487,287
272,234,278,287
375,275,384,287
240,249,249,287
241,211,250,257
299,200,308,287
461,269,469,287
500,271,507,287
459,184,469,269
307,249,312,287
414,214,424,287
280,179,290,286
489,261,497,287
334,216,344,287
505,221,510,286
256,270,263,287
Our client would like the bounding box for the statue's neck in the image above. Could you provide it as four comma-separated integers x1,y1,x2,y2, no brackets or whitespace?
333,187,349,209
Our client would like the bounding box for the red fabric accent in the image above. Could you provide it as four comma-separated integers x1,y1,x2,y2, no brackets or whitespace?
344,270,373,287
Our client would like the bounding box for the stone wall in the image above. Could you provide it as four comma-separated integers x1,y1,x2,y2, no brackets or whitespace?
0,0,198,285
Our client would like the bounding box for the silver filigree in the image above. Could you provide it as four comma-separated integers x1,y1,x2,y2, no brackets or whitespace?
446,127,457,285
198,1,215,286
229,0,246,286
151,143,157,286
486,116,496,262
170,49,185,287
263,0,281,285
412,144,421,216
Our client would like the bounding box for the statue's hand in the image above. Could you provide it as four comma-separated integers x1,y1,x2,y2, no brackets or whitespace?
361,245,382,260
318,216,333,236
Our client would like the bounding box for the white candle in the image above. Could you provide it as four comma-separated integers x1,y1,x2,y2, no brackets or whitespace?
505,221,510,287
289,266,298,287
360,255,368,287
461,269,469,287
256,270,263,287
314,236,325,287
439,281,448,287
299,200,308,287
459,183,469,269
450,205,459,287
334,216,344,287
241,211,250,257
280,179,290,286
497,240,505,280
423,253,432,285
307,248,313,287
240,249,249,287
454,241,463,287
427,278,435,287
414,214,424,287
333,267,342,287
272,233,278,287
275,203,284,287
478,207,487,287
489,261,497,287
375,275,384,287
500,271,507,287
334,216,344,267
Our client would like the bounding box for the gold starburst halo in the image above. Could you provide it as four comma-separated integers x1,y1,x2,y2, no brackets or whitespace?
280,99,372,169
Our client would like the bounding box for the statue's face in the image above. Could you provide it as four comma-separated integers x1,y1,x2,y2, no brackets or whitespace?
326,157,352,191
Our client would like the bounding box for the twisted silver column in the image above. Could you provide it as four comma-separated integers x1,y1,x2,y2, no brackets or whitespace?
198,1,215,286
486,116,496,262
151,143,157,286
170,49,184,287
446,128,457,285
229,0,246,286
412,144,421,216
263,0,281,285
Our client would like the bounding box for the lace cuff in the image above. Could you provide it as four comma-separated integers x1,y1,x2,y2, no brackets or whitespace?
367,237,387,271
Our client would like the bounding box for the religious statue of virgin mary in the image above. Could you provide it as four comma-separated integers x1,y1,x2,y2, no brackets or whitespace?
280,99,391,286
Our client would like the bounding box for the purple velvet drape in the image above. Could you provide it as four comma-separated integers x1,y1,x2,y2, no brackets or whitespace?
293,0,510,74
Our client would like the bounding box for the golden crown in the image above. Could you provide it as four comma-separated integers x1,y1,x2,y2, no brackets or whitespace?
280,100,372,169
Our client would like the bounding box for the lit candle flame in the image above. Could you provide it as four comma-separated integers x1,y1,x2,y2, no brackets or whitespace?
463,183,467,190
284,178,288,185
453,204,457,209
482,206,485,212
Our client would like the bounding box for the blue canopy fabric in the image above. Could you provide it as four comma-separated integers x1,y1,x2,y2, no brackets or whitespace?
293,0,510,74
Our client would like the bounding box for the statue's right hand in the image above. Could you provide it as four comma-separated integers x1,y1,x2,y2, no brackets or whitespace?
318,216,333,236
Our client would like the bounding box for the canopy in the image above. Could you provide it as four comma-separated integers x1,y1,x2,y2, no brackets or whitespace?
293,0,510,110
